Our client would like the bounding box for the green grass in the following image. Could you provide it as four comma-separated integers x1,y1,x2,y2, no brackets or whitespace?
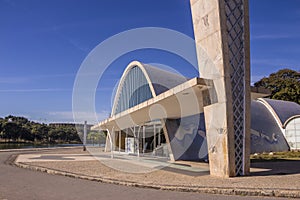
251,151,300,162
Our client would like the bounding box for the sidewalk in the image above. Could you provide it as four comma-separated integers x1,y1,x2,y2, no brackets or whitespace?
13,147,300,198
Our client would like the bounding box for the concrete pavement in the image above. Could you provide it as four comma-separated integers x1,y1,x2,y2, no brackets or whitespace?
5,147,300,199
1,149,254,200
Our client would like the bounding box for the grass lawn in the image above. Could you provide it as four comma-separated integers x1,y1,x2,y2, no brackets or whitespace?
251,151,300,162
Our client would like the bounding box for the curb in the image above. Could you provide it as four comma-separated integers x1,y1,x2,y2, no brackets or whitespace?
13,158,300,199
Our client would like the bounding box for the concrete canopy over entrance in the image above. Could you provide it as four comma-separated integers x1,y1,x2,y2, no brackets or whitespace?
92,61,213,161
93,77,210,131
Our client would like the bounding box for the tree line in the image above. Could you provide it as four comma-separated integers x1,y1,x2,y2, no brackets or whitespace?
0,115,82,144
254,68,300,104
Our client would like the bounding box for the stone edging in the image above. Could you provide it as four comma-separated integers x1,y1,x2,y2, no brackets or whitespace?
12,157,300,199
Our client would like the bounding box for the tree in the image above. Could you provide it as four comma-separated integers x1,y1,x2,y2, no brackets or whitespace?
0,117,3,131
19,125,33,142
0,118,4,140
254,69,300,104
1,121,22,142
30,123,49,142
0,115,82,143
48,128,60,143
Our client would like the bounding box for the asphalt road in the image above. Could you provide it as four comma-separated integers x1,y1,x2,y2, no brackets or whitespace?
0,150,290,200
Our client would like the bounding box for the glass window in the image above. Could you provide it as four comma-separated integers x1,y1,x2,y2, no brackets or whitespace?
285,117,300,150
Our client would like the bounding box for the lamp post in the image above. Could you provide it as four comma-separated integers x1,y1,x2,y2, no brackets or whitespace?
83,121,87,151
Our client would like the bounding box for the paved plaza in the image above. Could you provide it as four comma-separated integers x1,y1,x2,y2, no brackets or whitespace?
11,147,300,198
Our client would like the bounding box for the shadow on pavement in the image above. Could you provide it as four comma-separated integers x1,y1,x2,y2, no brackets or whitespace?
161,166,210,177
250,160,300,176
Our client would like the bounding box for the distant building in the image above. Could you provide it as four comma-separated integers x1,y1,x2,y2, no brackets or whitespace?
49,123,93,130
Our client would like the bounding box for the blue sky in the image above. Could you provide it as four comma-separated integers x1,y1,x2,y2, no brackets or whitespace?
0,0,299,123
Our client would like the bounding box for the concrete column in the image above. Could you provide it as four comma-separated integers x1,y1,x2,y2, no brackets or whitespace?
190,0,251,177
143,126,145,154
111,127,115,152
105,128,114,158
153,124,156,150
137,126,140,157
119,130,121,153
104,130,111,152
158,130,161,146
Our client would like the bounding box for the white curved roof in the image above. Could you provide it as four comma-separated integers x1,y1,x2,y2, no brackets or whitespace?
142,64,187,95
251,100,290,153
257,98,300,128
111,61,187,116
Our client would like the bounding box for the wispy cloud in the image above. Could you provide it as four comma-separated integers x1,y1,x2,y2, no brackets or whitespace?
65,37,89,52
0,88,70,93
251,34,298,40
0,73,74,84
33,73,75,79
0,77,30,84
52,28,90,53
0,87,117,93
251,58,300,67
47,111,109,124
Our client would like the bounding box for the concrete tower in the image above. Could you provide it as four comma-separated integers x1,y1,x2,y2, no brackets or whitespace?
190,0,251,177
